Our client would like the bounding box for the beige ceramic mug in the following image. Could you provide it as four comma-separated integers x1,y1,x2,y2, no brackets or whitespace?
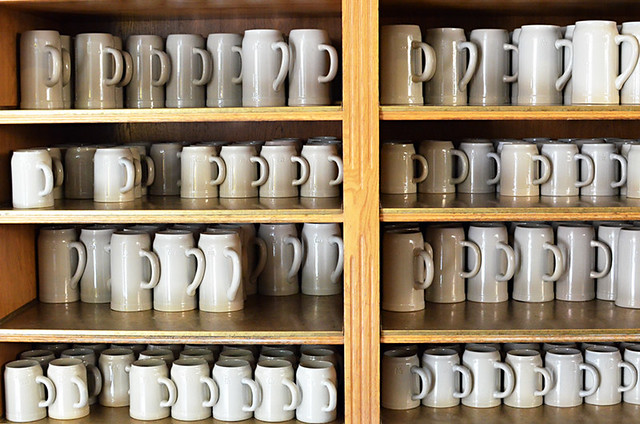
20,30,64,109
75,33,124,109
381,142,428,194
381,348,429,410
417,141,469,194
38,227,87,303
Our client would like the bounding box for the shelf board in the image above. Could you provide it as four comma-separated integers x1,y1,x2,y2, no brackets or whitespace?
381,300,640,343
0,107,342,124
379,106,640,121
0,197,343,224
380,194,640,222
382,404,640,424
0,295,343,344
0,405,343,424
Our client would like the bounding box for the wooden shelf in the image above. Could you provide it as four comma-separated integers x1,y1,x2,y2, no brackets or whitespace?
0,405,344,424
380,194,640,222
0,197,343,224
382,404,640,424
0,107,342,124
381,300,640,343
379,106,640,121
0,295,344,344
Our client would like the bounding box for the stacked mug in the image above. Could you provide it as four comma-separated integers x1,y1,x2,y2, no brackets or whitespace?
20,29,338,109
6,343,340,423
10,136,343,208
381,137,640,198
381,21,640,106
382,342,640,410
382,221,640,309
37,222,344,311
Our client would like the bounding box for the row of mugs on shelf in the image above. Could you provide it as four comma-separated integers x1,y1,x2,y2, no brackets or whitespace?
38,222,344,311
382,342,640,410
7,343,340,423
381,20,640,106
20,29,338,110
11,137,343,209
382,221,640,310
382,138,639,197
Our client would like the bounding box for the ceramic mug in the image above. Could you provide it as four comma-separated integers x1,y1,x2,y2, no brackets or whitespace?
621,22,640,104
420,348,472,408
597,222,627,301
179,348,215,369
579,140,627,197
623,345,640,404
46,358,90,420
44,147,63,200
497,143,551,197
98,348,135,407
257,223,303,296
179,145,226,199
126,35,170,108
544,347,599,407
457,141,499,194
93,147,136,203
165,34,211,108
60,348,102,406
20,30,64,109
295,360,338,424
4,359,55,422
461,345,515,408
584,346,637,406
300,143,344,198
625,144,640,198
259,143,309,198
64,146,95,200
254,359,300,422
417,141,469,194
216,223,266,297
468,29,516,105
206,33,242,107
38,227,87,303
381,349,429,410
149,142,182,196
504,349,552,408
128,359,177,420
19,350,56,373
381,142,428,194
540,142,594,197
301,223,344,296
170,358,217,421
380,25,435,105
211,359,260,421
219,144,268,198
75,33,124,109
80,225,116,304
11,148,54,208
616,227,640,308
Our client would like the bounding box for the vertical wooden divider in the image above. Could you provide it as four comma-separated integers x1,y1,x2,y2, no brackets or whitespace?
342,0,380,422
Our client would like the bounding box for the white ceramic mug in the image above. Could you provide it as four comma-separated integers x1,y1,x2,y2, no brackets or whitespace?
129,359,177,420
45,147,64,200
301,223,344,296
211,359,260,421
179,145,226,199
584,346,637,405
255,359,300,422
544,347,599,407
259,143,309,198
296,360,338,424
288,29,338,106
623,345,640,404
625,144,640,198
504,349,552,408
238,29,289,107
170,358,217,421
11,148,54,209
616,227,640,308
165,34,211,108
541,142,594,197
461,345,514,408
93,147,136,203
420,348,472,408
216,223,266,297
218,144,268,198
258,223,303,296
497,143,551,197
206,33,242,107
60,348,102,405
80,225,116,304
571,20,639,104
110,230,160,312
46,358,90,420
597,222,627,301
4,359,55,422
153,230,205,312
579,140,627,197
98,348,135,407
38,227,87,303
198,229,243,312
300,143,343,198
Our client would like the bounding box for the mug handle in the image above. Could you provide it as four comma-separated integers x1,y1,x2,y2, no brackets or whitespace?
410,365,429,401
69,241,87,290
496,241,516,282
282,378,300,411
242,377,261,412
533,366,553,397
185,247,206,296
486,152,501,185
285,236,303,281
411,154,429,184
328,235,344,284
118,50,133,87
318,44,338,83
579,363,600,397
223,247,242,301
458,41,478,92
610,153,627,188
532,154,552,185
542,242,564,282
193,47,213,86
70,375,88,409
230,46,243,84
493,362,515,399
209,155,226,186
414,244,434,290
51,156,64,188
411,40,436,83
43,45,62,87
144,155,155,187
554,39,573,91
619,361,638,393
36,162,55,197
251,238,268,283
151,49,171,86
87,364,103,398
61,46,71,86
329,155,344,186
452,364,472,399
460,240,481,279
272,41,290,91
250,156,269,187
103,47,124,86
118,157,135,194
450,149,469,185
574,153,595,188
36,375,56,408
201,376,218,408
139,250,160,289
615,34,639,90
292,156,310,186
502,43,518,83
321,379,338,412
590,240,612,279
158,377,177,408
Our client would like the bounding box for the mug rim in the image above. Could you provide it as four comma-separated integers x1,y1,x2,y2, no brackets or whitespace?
214,358,251,368
547,347,581,356
49,358,84,367
6,359,41,369
100,348,135,357
298,360,334,370
20,349,55,358
507,349,540,358
423,347,458,357
586,345,619,353
132,358,167,368
173,357,208,367
257,358,293,369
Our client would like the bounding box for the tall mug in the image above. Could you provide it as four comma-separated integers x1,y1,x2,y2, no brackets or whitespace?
300,143,343,198
258,223,303,296
11,148,55,209
468,29,516,105
544,347,599,407
99,348,135,407
38,227,87,303
597,222,627,300
417,140,469,194
75,33,124,109
380,25,435,105
461,345,515,408
206,33,242,107
149,142,181,196
79,225,116,303
621,22,640,104
125,35,170,108
239,29,289,107
579,140,627,197
420,348,472,408
20,30,64,109
166,34,212,108
259,143,309,198
301,223,344,296
504,350,552,408
497,143,551,197
616,227,640,308
381,142,428,194
295,360,338,424
93,147,136,203
540,142,594,197
381,349,429,410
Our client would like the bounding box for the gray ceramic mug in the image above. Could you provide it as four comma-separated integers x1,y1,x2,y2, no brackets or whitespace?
166,34,212,108
126,35,170,108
